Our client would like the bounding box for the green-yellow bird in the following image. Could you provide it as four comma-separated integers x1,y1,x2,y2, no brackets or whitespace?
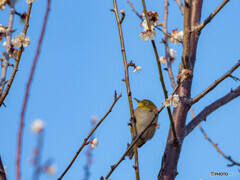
127,98,159,159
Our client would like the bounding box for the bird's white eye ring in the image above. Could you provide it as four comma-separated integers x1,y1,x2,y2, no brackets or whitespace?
145,101,149,105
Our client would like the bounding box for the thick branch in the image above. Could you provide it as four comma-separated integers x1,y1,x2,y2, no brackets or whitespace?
192,61,240,104
192,0,230,32
181,0,191,69
0,0,16,97
185,86,240,136
58,92,122,180
141,0,178,142
112,0,141,179
0,4,32,107
16,1,51,180
163,0,177,89
190,109,240,167
158,0,203,179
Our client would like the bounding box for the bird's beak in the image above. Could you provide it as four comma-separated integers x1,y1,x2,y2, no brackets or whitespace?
134,98,141,103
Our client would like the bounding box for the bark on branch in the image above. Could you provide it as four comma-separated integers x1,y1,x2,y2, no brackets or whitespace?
0,0,16,98
190,109,240,167
112,0,140,179
0,3,32,107
191,60,240,105
58,92,122,180
141,0,178,143
191,0,230,32
185,86,240,136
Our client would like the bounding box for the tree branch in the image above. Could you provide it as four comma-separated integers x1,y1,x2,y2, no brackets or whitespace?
174,0,184,15
127,1,143,20
104,81,183,179
112,0,140,179
127,0,182,44
105,106,164,179
58,92,122,180
163,0,177,89
192,0,230,32
191,60,240,105
0,0,16,97
190,109,240,167
158,0,203,179
16,1,51,180
181,0,191,69
141,0,178,143
185,86,240,137
0,3,32,107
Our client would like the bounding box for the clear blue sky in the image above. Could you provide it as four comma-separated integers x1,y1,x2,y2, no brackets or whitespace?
1,0,240,180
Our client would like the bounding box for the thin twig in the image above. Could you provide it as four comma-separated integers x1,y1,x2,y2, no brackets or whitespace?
120,10,125,24
0,0,16,97
16,1,51,180
58,92,122,180
127,1,142,20
185,86,240,137
163,0,177,89
156,26,183,44
0,4,32,107
141,0,178,142
174,0,184,15
190,109,240,167
112,0,140,179
0,156,7,180
192,0,230,32
191,61,240,105
105,106,164,179
105,81,183,179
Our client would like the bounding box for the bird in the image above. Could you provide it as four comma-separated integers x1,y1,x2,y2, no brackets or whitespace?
127,98,159,159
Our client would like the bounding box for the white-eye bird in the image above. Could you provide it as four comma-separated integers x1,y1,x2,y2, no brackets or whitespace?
127,98,159,159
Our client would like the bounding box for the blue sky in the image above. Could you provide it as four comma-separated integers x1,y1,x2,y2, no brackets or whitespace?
1,0,240,180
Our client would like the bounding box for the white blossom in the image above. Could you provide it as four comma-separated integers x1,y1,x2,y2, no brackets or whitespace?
91,116,98,122
2,41,6,47
45,164,57,175
141,19,156,31
90,138,98,149
0,0,7,10
162,99,170,107
159,56,167,65
169,29,183,44
169,94,180,107
133,66,142,73
0,24,6,33
140,30,156,41
31,119,44,133
120,10,125,14
12,33,30,47
169,48,177,59
26,0,35,4
177,69,192,81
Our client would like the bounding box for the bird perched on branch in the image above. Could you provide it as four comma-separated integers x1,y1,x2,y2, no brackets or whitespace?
127,98,159,159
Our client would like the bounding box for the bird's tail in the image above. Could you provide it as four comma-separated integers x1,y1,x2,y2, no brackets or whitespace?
126,143,134,160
